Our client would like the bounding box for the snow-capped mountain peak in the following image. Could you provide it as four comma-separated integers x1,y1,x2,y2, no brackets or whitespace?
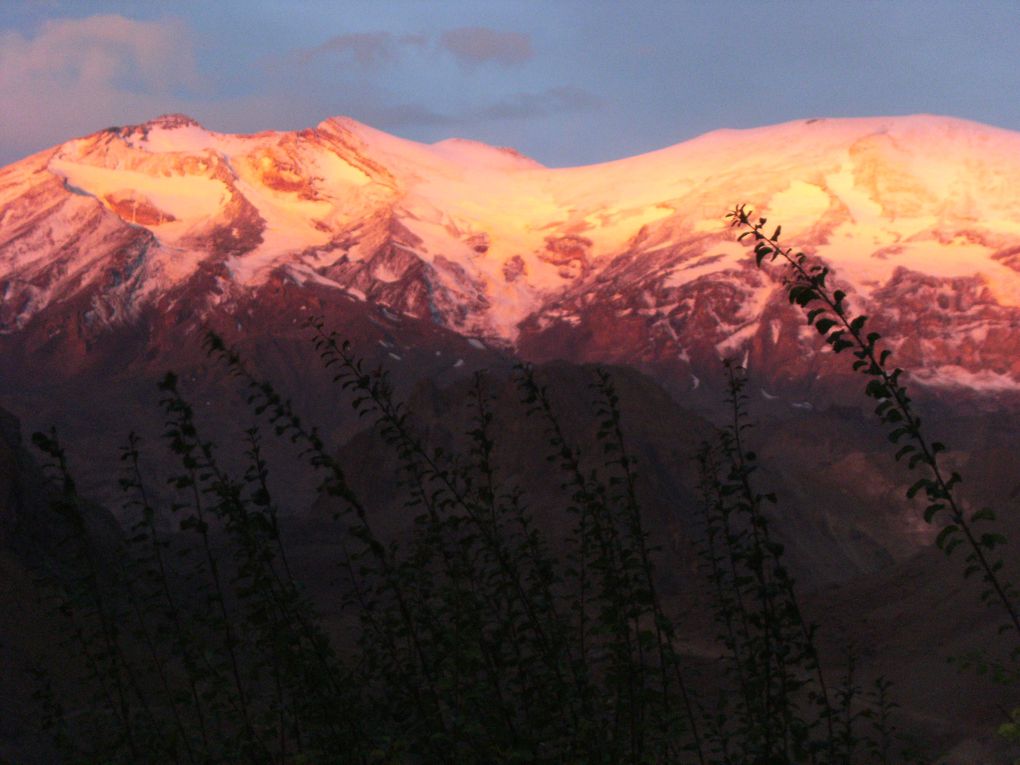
4,114,1020,394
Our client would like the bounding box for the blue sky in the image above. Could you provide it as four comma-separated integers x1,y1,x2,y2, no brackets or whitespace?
1,1,1017,167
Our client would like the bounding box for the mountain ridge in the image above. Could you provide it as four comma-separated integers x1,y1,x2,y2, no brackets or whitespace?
4,115,1020,762
4,112,1020,398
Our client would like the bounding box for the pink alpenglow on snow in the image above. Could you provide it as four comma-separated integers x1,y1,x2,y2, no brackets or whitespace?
3,113,1020,391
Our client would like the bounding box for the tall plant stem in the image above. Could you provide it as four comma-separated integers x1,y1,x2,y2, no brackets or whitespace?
729,205,1020,641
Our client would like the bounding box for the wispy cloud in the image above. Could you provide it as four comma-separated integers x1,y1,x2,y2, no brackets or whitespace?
0,15,588,166
476,86,600,120
291,31,422,69
340,86,600,137
0,14,201,159
369,102,457,129
292,31,428,69
0,14,199,93
439,27,533,67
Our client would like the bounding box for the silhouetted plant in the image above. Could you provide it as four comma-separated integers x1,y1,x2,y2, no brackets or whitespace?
199,323,711,762
730,203,1020,759
864,676,900,765
25,211,1020,764
28,380,374,763
695,362,848,764
32,428,166,763
728,204,1020,643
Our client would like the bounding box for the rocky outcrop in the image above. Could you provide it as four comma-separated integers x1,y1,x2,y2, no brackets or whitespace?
4,113,1020,405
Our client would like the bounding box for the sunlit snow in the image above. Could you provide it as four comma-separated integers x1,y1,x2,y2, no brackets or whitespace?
4,113,1020,391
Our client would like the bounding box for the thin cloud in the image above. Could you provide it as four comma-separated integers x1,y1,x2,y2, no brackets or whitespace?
476,86,600,120
370,102,457,129
440,27,533,67
344,87,600,133
291,31,429,70
398,33,429,49
0,14,199,94
0,14,201,161
294,32,399,69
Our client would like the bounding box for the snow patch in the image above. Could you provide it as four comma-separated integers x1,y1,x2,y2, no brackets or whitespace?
769,320,781,345
716,322,760,357
913,366,1020,391
9,113,1020,362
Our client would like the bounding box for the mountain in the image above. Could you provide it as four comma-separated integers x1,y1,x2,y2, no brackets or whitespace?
4,113,1020,406
4,115,1020,762
4,111,1020,566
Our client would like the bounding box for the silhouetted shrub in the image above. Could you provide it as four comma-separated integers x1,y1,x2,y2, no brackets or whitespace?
23,209,1019,763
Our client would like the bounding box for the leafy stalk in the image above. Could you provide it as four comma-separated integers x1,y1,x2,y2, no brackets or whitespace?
729,204,1020,641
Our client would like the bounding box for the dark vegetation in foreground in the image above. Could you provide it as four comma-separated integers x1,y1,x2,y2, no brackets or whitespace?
18,210,1020,763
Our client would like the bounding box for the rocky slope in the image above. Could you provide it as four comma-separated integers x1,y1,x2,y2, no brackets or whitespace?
4,113,1020,403
4,114,1020,761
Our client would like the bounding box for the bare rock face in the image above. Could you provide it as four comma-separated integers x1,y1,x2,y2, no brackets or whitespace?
540,234,593,279
870,268,1020,382
4,113,1020,406
4,113,1020,493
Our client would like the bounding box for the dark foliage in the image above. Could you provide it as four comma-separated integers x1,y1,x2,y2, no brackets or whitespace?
21,210,1019,763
